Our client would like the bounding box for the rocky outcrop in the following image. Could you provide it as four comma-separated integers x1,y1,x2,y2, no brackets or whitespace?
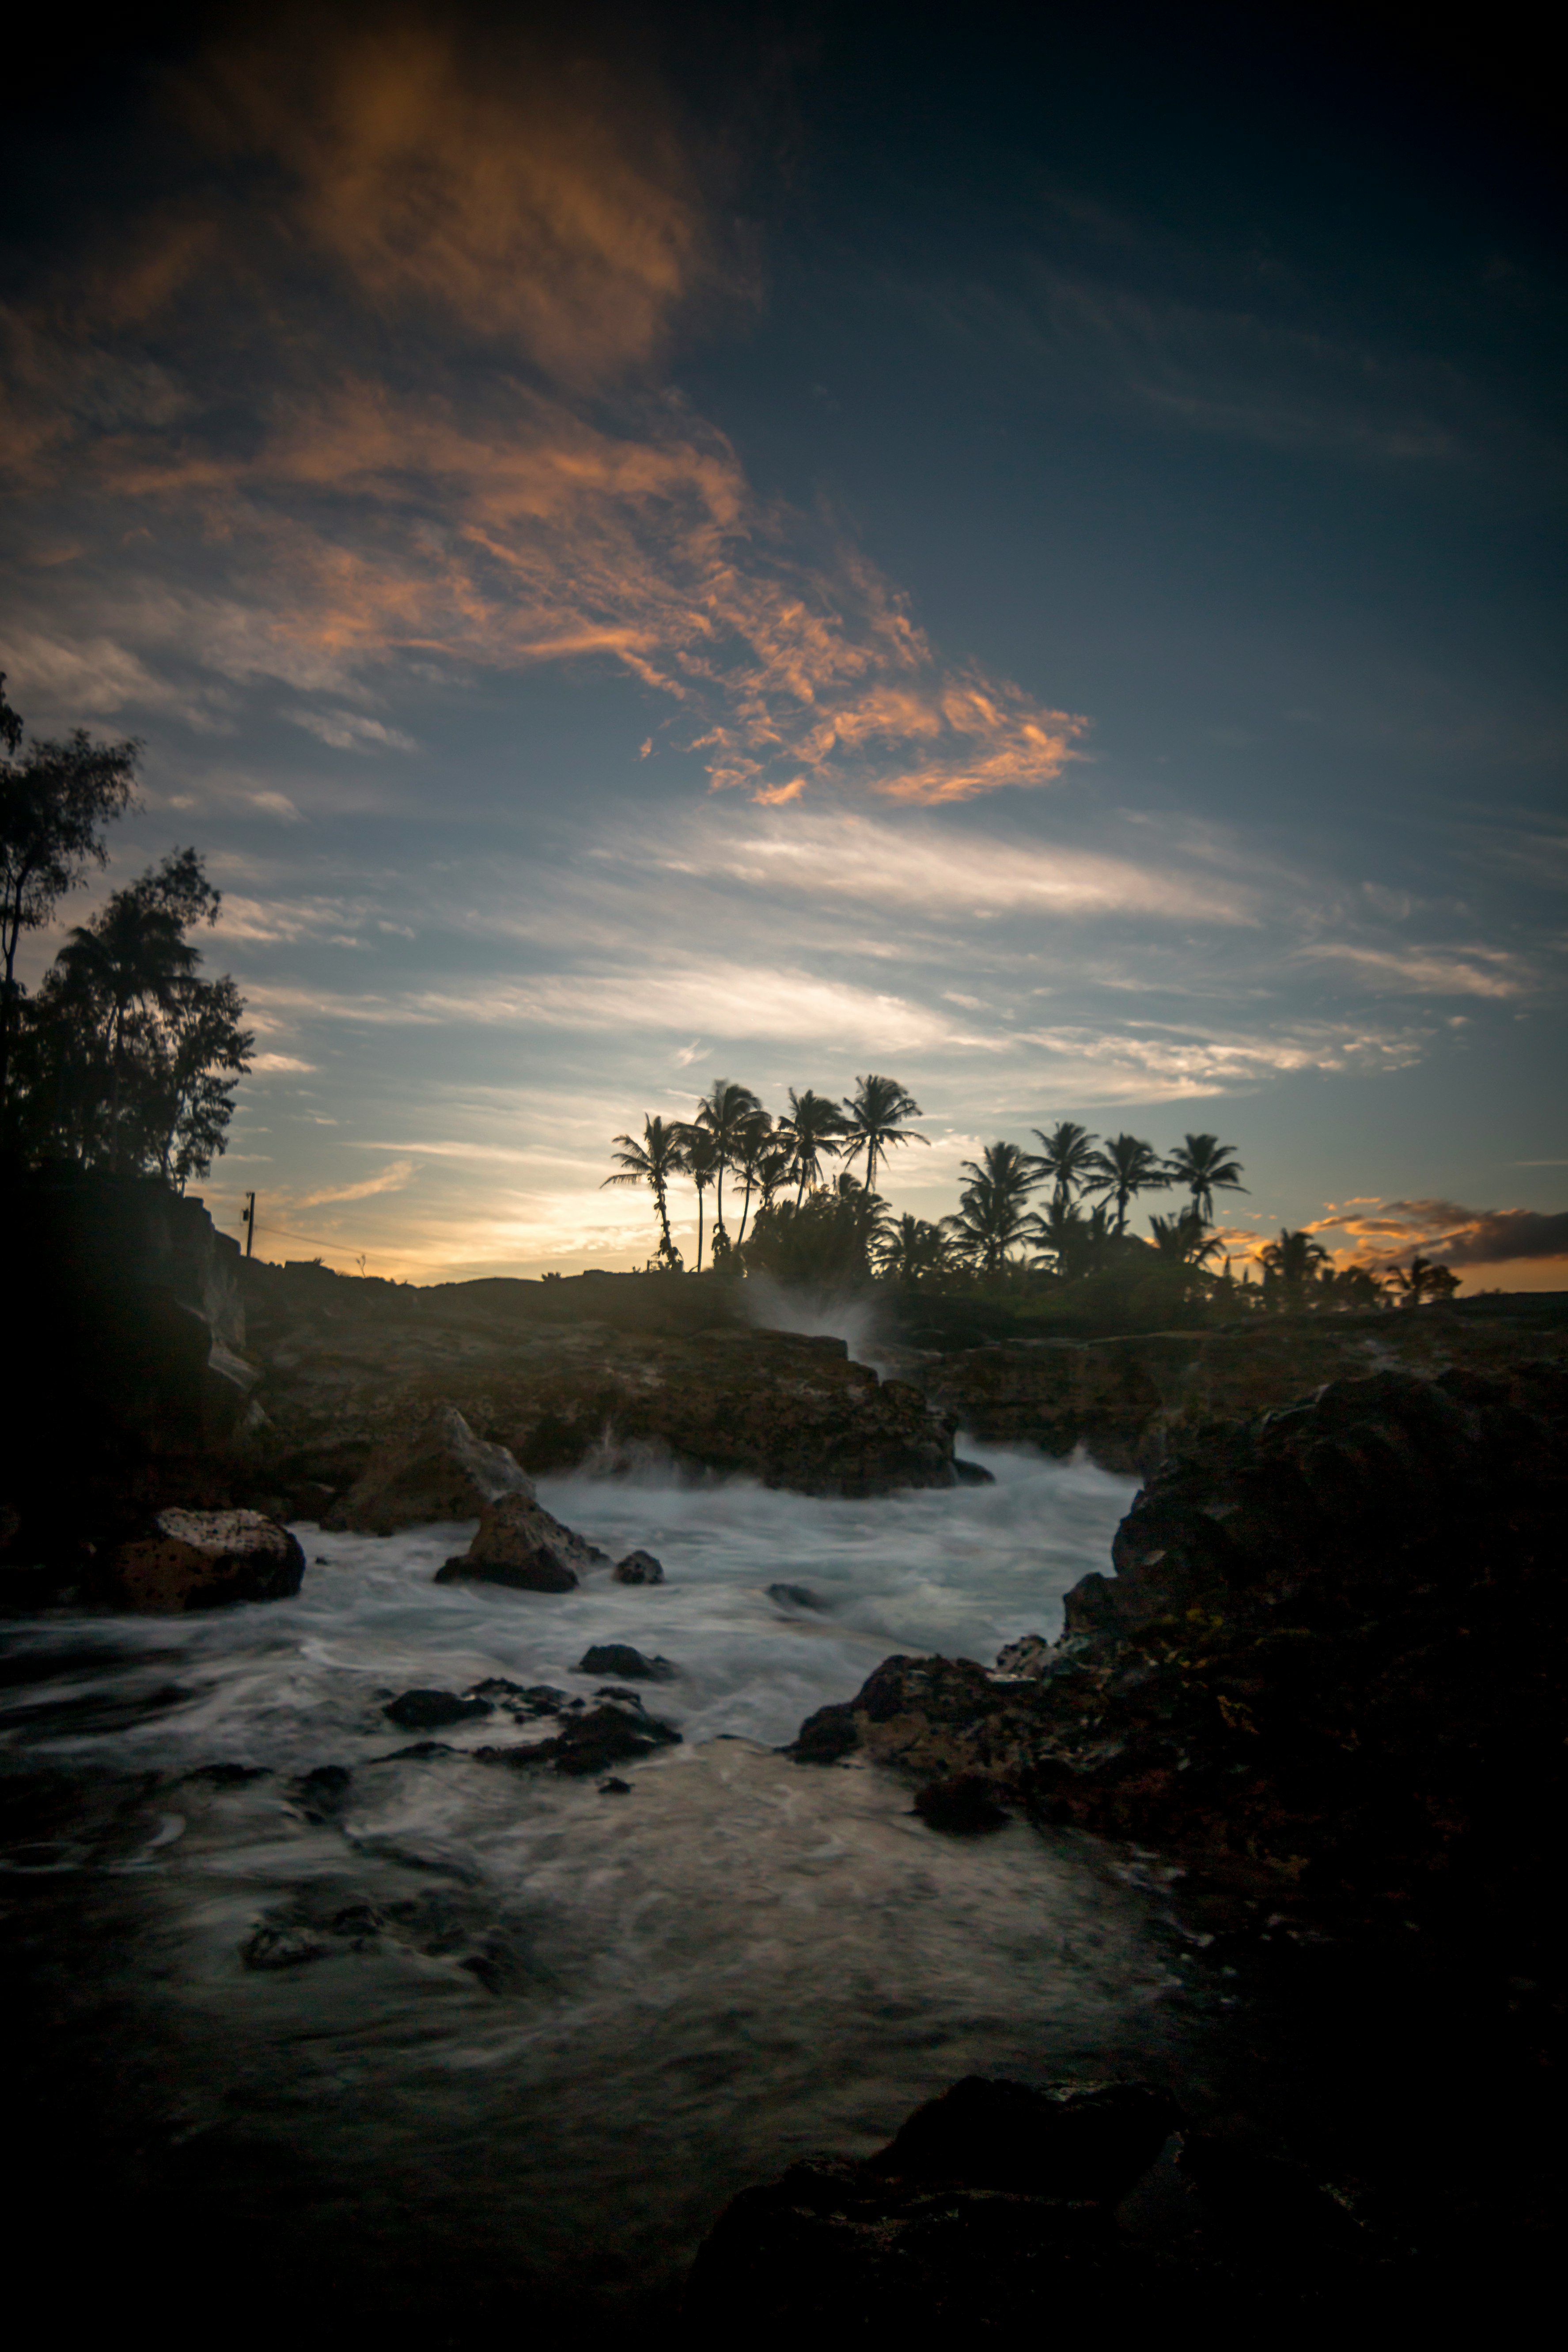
106,1508,305,1613
792,1362,1568,1951
434,1486,609,1592
325,1405,536,1533
613,1549,664,1584
910,1306,1568,1473
238,1263,957,1501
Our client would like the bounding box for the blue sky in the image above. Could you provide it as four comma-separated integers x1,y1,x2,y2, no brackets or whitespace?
2,3,1563,1282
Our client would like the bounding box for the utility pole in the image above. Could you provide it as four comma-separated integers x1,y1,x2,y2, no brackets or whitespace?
242,1192,256,1257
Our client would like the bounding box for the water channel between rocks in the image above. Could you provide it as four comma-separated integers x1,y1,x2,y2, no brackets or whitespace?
0,1440,1223,2310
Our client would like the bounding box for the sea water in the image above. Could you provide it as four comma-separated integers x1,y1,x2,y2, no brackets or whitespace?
0,1441,1204,2311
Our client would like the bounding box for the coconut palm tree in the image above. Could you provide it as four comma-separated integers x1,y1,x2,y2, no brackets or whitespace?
875,1212,954,1286
775,1087,845,1203
1083,1132,1169,1235
1148,1205,1223,1266
1259,1226,1329,1307
1029,1120,1099,1211
731,1108,777,1246
946,1141,1036,1275
1164,1132,1247,1224
681,1125,720,1272
601,1114,686,1267
687,1078,761,1253
841,1074,928,1192
1024,1194,1094,1276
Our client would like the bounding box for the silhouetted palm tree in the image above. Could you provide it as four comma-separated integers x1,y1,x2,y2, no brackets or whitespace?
681,1126,720,1272
1029,1120,1099,1210
776,1087,845,1204
841,1074,927,1192
1024,1195,1092,1276
947,1142,1035,1274
1148,1205,1223,1265
1259,1226,1329,1306
1164,1132,1247,1223
601,1114,686,1267
874,1212,954,1286
1083,1133,1169,1234
688,1078,761,1251
731,1108,776,1245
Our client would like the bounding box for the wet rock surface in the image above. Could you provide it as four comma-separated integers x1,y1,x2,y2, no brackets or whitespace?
793,1363,1568,1968
107,1508,305,1613
433,1482,607,1591
577,1643,677,1682
612,1548,665,1584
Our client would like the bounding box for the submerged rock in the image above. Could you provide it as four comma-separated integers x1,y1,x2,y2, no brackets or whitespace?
434,1487,609,1594
107,1508,305,1613
480,1693,682,1777
383,1690,494,1731
577,1643,678,1682
613,1549,665,1584
767,1581,830,1610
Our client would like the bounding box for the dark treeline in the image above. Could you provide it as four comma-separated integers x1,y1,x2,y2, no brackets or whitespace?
606,1087,1459,1320
0,679,251,1184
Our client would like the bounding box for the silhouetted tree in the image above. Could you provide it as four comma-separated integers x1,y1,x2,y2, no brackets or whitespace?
16,847,251,1182
1083,1133,1169,1234
1164,1132,1246,1223
601,1114,686,1267
1148,1205,1223,1265
1029,1120,1099,1211
874,1211,954,1287
1259,1226,1330,1308
776,1087,845,1203
841,1073,927,1192
0,676,139,1129
946,1140,1036,1274
687,1078,761,1256
741,1173,890,1289
681,1125,720,1272
1390,1254,1461,1307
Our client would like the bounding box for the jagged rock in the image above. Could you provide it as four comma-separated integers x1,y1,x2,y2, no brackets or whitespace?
613,1549,665,1584
383,1690,494,1731
912,1773,1010,1832
433,1486,607,1593
107,1508,306,1613
326,1405,536,1534
480,1694,682,1776
577,1643,677,1682
994,1633,1053,1678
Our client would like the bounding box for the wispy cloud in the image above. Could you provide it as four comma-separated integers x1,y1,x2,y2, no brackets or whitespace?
1299,942,1530,998
296,1157,415,1207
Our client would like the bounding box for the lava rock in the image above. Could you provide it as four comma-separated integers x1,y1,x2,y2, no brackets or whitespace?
869,2078,1183,2204
383,1690,494,1731
994,1633,1053,1679
953,1457,996,1486
913,1773,1011,1833
767,1582,830,1610
434,1487,609,1593
325,1405,537,1535
107,1508,306,1614
599,1777,632,1794
577,1643,678,1682
788,1700,860,1763
613,1549,665,1584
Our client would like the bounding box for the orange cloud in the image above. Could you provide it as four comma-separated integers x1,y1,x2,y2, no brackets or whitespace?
1,11,1088,811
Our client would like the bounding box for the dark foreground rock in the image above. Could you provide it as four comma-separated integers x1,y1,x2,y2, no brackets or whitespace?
106,1509,305,1613
613,1549,665,1584
792,1363,1568,1959
480,1693,682,1776
686,2079,1187,2329
326,1405,537,1534
576,1643,678,1682
434,1486,609,1593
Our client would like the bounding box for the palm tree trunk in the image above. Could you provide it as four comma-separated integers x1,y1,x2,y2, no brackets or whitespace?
695,1182,705,1273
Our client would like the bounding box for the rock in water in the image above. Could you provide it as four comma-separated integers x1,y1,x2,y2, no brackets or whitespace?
326,1405,537,1535
108,1509,305,1613
912,1774,1011,1833
868,2078,1182,2203
383,1690,494,1731
434,1488,609,1593
767,1581,830,1610
613,1549,665,1584
576,1643,678,1682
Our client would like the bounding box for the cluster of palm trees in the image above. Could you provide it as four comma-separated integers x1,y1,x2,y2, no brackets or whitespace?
602,1074,925,1271
920,1124,1246,1281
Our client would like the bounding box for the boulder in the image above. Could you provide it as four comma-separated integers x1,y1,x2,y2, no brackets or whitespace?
108,1508,305,1613
768,1581,830,1610
326,1406,536,1535
613,1549,665,1584
383,1690,494,1731
433,1488,609,1593
479,1693,682,1776
869,2078,1182,2203
577,1643,677,1682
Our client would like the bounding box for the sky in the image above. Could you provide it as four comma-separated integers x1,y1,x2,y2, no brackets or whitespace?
2,0,1564,1286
